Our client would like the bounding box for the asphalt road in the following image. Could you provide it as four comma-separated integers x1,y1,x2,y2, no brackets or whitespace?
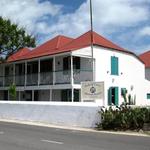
0,122,149,150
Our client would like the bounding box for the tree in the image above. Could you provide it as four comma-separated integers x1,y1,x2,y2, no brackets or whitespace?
0,17,36,58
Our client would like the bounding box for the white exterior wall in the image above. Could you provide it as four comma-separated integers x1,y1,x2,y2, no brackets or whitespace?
72,47,92,57
144,80,150,106
93,46,149,106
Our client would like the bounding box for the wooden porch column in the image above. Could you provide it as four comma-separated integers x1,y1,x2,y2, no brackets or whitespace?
49,89,52,101
13,63,15,84
71,54,74,102
32,90,34,101
53,56,56,85
25,61,27,86
38,59,40,86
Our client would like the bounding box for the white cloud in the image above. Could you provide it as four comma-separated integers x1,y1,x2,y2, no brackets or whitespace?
46,0,150,37
139,26,150,36
0,0,62,34
0,0,150,52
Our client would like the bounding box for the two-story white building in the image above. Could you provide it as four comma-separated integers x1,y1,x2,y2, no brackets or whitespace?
0,31,149,106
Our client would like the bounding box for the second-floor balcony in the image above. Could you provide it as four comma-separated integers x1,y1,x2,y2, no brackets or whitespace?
0,69,92,87
0,55,93,87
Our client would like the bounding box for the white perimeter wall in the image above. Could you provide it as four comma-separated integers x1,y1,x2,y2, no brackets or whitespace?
0,102,100,128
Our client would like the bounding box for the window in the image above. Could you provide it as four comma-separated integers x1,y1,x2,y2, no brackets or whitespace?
108,87,119,106
147,93,150,99
111,56,119,75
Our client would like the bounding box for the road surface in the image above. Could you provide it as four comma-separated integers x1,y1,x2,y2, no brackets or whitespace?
0,121,149,150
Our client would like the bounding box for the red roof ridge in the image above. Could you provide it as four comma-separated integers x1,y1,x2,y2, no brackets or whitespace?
7,47,30,62
92,31,125,50
32,35,73,52
56,35,74,49
60,30,128,53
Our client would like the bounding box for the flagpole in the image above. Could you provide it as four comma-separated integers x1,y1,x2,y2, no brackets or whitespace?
89,0,94,81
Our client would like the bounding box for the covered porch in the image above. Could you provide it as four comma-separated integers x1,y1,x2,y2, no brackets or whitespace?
0,53,94,87
0,89,81,102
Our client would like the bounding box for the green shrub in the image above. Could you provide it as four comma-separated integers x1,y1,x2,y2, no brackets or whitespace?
97,104,150,130
9,84,16,100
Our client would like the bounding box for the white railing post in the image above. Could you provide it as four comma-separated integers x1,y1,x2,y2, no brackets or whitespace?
25,61,27,86
71,54,74,102
49,89,52,101
38,59,40,86
13,63,15,84
32,90,34,101
53,56,56,85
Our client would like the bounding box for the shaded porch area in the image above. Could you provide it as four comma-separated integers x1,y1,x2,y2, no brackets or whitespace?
0,89,81,102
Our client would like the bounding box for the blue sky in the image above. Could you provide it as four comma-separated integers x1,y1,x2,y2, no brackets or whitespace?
0,0,150,54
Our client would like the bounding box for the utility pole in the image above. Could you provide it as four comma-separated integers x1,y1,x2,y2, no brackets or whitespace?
89,0,94,81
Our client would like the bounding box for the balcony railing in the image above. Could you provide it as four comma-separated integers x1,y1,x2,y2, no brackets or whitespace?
0,76,3,87
15,74,25,86
55,70,71,84
73,69,93,84
26,73,38,86
0,69,93,87
40,71,53,85
5,75,13,86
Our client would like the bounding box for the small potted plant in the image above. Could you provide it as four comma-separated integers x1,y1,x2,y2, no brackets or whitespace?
9,83,16,100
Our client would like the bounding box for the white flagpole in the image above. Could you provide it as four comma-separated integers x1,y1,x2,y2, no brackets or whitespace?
89,0,94,81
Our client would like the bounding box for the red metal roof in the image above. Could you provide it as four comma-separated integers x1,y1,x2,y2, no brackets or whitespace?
7,48,30,62
139,51,150,68
60,30,126,52
21,35,74,60
7,31,134,62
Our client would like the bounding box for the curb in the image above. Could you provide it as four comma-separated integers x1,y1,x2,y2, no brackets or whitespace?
0,119,149,137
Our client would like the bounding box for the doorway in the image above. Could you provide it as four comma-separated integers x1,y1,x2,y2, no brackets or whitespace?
108,87,119,106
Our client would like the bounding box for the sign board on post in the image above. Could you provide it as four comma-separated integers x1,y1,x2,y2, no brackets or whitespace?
81,81,104,102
